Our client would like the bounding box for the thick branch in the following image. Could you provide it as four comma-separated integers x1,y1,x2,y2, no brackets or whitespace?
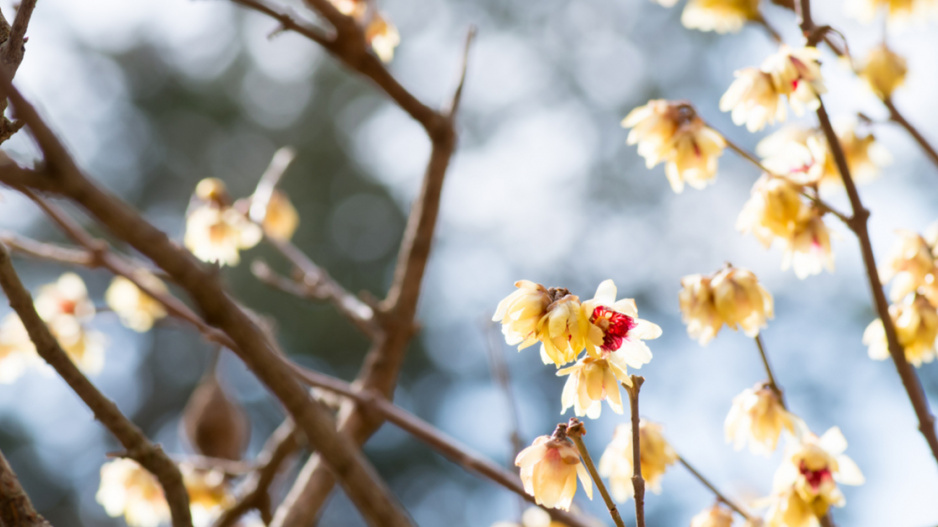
0,242,193,527
0,447,52,527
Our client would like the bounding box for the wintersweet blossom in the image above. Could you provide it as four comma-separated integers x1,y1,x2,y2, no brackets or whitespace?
766,428,863,527
493,280,553,350
515,433,592,510
185,178,262,267
737,175,806,246
725,383,799,456
365,14,400,63
537,293,592,367
0,314,38,383
762,46,825,115
106,274,168,333
678,274,722,345
720,68,785,132
863,294,938,366
860,44,907,98
260,190,300,241
782,210,835,280
557,354,633,419
598,420,677,502
35,272,106,373
622,100,726,193
846,0,919,23
710,266,774,338
181,464,235,525
491,507,574,527
879,230,937,302
581,279,662,359
690,504,735,527
97,459,170,527
681,0,761,34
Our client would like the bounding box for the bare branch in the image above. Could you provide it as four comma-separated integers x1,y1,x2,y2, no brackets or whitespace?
0,447,53,527
0,232,95,266
677,456,755,522
624,376,646,527
230,0,330,46
0,0,37,77
0,242,193,527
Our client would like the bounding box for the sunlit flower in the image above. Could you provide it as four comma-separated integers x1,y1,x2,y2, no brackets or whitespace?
879,230,937,302
97,458,170,527
259,190,299,241
782,210,835,280
846,0,919,23
557,354,635,419
537,294,592,367
491,506,575,527
54,320,107,374
35,272,106,373
181,464,235,525
493,281,553,351
681,0,761,34
720,68,786,132
598,420,677,502
710,266,774,338
330,0,367,19
516,433,592,510
582,279,662,359
678,274,722,345
725,383,799,456
365,14,400,63
185,178,263,268
690,504,735,527
0,314,38,383
622,100,726,193
863,294,938,366
766,427,863,526
762,46,825,115
737,174,807,248
106,274,168,333
828,123,891,186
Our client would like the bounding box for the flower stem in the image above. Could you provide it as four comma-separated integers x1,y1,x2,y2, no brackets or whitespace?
567,419,627,527
883,96,938,173
754,335,787,409
677,456,754,522
624,376,647,527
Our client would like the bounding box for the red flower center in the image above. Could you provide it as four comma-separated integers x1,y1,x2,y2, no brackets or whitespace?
591,306,636,352
799,460,833,491
58,299,77,315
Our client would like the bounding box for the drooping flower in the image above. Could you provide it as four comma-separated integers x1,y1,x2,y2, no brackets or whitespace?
258,190,299,241
557,355,630,419
863,294,938,367
0,314,39,383
185,178,262,267
598,420,677,502
678,274,723,345
690,504,735,527
879,230,937,303
515,432,593,511
720,68,786,132
765,428,863,527
106,274,169,333
493,281,553,350
365,13,400,63
782,210,835,280
736,175,806,249
537,293,593,367
710,266,774,338
761,46,825,115
622,100,726,193
97,458,171,527
725,383,799,456
581,279,662,359
681,0,761,34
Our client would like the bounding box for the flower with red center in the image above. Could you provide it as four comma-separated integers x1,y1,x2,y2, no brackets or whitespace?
515,428,592,511
762,46,825,115
581,280,661,363
782,210,835,280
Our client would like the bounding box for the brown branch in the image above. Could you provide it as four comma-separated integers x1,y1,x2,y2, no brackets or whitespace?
229,0,329,46
286,362,595,527
213,420,304,527
883,97,938,172
0,77,414,527
567,419,626,527
0,232,95,266
624,376,646,527
0,0,36,77
754,335,787,409
0,447,52,527
0,242,193,527
677,456,754,522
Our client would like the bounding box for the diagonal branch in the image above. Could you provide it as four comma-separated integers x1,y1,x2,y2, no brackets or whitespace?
0,447,53,527
0,0,36,77
0,242,193,527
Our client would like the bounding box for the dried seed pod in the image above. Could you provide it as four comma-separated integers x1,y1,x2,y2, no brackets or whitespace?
182,355,249,461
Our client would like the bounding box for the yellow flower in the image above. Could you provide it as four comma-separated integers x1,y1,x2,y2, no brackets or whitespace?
54,319,107,374
725,383,799,456
762,46,825,115
185,206,262,267
678,274,723,345
581,279,662,359
260,190,299,241
690,504,735,527
0,314,39,383
846,0,919,23
737,174,806,249
782,210,835,280
710,266,774,338
515,433,592,511
863,294,938,367
720,68,786,132
105,274,168,333
491,506,574,527
767,428,863,526
681,0,761,34
180,464,235,525
537,294,592,367
97,458,171,527
598,420,677,502
365,14,400,63
622,100,726,193
879,230,937,302
557,355,629,419
35,272,106,373
493,280,554,350
194,178,229,204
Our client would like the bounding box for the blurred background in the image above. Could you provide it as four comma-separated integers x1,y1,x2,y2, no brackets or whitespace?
1,0,937,525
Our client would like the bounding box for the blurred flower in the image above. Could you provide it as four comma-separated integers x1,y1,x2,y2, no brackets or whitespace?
54,320,107,374
0,314,38,383
720,68,785,132
766,427,863,526
35,272,106,373
259,190,299,241
879,230,937,302
736,175,805,251
185,178,262,267
678,274,722,345
846,0,919,23
491,506,573,527
725,383,798,455
516,433,592,510
782,210,835,280
331,0,367,18
537,294,592,367
690,504,735,527
181,464,235,525
622,100,726,193
598,419,677,502
97,458,170,527
762,46,825,115
365,14,400,63
493,280,553,351
194,178,229,205
651,0,681,7
863,294,938,367
582,279,662,359
710,266,774,338
681,0,761,34
106,274,168,332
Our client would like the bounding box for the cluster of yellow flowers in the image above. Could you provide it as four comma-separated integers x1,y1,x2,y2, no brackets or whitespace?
96,458,239,527
864,226,938,366
679,265,774,345
329,0,400,62
184,178,298,267
494,279,662,418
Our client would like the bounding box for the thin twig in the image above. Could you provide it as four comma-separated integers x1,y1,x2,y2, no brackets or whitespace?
567,419,627,527
0,242,193,527
0,447,53,527
249,146,297,226
624,376,646,527
0,232,95,266
483,320,523,461
753,13,782,44
754,335,786,408
229,0,330,46
677,456,754,522
883,97,938,172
